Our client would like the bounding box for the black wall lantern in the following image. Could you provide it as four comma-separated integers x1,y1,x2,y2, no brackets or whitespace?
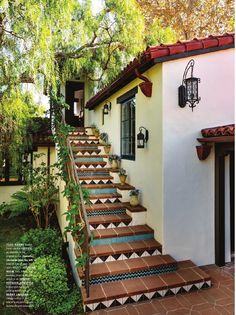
137,127,149,149
178,59,201,111
102,101,111,124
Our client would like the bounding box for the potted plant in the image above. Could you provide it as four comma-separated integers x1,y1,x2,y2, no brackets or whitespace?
104,141,112,155
119,168,127,185
94,127,100,138
108,154,121,169
129,189,140,206
99,132,108,145
90,124,97,135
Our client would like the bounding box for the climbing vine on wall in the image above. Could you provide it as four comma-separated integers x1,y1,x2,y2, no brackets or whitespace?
51,91,90,268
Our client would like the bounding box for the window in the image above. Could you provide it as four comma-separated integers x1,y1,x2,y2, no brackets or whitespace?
120,97,136,160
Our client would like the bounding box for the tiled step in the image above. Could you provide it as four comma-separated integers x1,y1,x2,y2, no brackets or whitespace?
82,261,211,312
91,225,154,246
89,239,162,264
82,184,116,189
85,202,146,216
73,148,101,154
75,157,105,162
75,154,109,159
79,177,114,185
80,255,177,285
78,168,110,173
89,193,122,204
85,202,147,216
75,161,107,168
70,140,100,145
88,213,132,230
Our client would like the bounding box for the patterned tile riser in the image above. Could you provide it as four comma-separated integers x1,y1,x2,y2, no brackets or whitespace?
84,281,212,312
90,198,121,204
90,249,161,264
90,221,131,230
83,264,177,286
91,233,154,246
87,209,127,216
80,180,113,185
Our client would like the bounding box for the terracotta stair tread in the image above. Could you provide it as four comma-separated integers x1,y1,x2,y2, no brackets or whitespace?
82,183,116,189
89,193,122,200
72,143,105,147
78,168,110,172
75,155,109,158
79,176,114,182
82,263,211,305
80,255,176,279
88,214,132,225
115,183,135,190
90,239,162,257
85,202,146,213
93,225,154,239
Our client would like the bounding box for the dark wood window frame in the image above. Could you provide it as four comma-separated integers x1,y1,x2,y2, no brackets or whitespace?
117,87,138,161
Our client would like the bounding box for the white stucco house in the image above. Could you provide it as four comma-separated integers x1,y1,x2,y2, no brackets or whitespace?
81,33,234,268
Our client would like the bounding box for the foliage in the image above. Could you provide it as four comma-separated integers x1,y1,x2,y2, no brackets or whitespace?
108,154,121,162
0,191,30,217
119,168,127,176
51,93,90,269
137,0,234,40
1,0,150,92
20,256,80,315
19,228,63,259
129,189,140,196
15,154,59,228
100,132,108,142
0,90,43,177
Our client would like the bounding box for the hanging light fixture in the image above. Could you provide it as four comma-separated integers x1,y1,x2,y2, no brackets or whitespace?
137,127,149,149
178,59,201,111
102,101,112,124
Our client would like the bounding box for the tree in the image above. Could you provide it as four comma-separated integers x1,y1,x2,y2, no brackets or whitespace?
136,0,234,40
0,0,176,167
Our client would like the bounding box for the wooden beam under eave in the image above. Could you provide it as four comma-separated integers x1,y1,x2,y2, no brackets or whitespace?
197,136,234,143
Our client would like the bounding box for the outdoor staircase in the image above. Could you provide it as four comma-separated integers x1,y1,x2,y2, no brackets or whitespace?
69,127,211,313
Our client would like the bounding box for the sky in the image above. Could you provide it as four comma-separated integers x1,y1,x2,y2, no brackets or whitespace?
91,0,104,15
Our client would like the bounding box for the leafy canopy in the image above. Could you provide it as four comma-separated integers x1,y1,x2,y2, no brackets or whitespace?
137,0,234,40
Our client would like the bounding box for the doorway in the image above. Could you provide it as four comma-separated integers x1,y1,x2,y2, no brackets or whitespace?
215,143,234,266
65,81,84,127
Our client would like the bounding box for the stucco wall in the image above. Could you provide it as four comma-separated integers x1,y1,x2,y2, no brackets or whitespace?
162,48,234,265
86,64,164,243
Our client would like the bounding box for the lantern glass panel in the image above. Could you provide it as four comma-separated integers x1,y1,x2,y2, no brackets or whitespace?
185,77,198,101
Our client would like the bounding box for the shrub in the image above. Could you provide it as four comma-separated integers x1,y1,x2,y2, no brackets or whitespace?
20,256,80,315
19,228,63,259
0,191,30,217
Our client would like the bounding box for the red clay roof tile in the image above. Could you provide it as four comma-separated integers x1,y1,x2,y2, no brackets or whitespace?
86,33,234,109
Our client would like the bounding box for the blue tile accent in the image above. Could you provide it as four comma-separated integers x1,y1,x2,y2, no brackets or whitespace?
88,188,117,194
75,157,104,162
91,233,153,246
78,172,109,177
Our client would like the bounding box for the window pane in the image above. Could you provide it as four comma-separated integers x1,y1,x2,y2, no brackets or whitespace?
121,97,135,159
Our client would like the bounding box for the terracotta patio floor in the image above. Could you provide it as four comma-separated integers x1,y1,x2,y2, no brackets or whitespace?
90,262,234,315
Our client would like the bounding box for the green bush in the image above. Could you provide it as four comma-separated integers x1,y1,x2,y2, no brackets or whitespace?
20,256,80,315
19,228,63,259
0,191,30,217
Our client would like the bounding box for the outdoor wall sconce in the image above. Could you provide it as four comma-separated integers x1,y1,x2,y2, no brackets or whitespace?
137,127,149,148
178,59,201,111
102,101,111,124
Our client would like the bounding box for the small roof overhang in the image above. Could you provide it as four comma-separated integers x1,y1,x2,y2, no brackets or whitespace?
196,124,234,160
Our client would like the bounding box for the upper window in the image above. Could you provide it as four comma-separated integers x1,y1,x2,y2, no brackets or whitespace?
120,97,136,160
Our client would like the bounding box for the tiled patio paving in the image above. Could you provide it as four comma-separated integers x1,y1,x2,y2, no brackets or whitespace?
90,263,234,315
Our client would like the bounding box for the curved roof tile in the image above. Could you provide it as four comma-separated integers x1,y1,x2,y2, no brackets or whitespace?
86,33,234,110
